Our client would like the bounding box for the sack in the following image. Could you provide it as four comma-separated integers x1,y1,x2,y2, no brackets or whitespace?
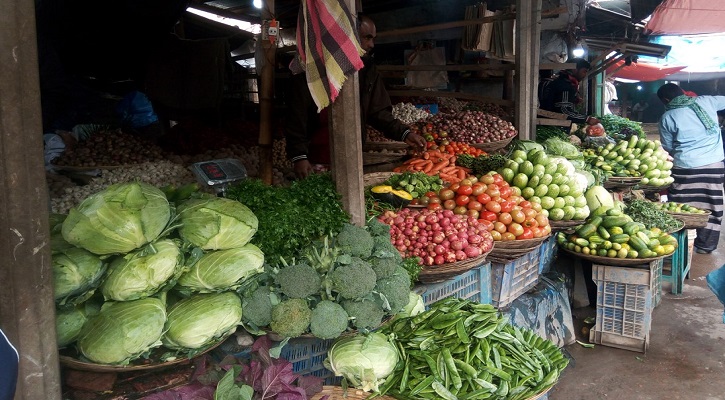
116,91,158,129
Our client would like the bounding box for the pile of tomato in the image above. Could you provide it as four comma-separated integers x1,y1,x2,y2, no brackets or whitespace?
411,173,552,240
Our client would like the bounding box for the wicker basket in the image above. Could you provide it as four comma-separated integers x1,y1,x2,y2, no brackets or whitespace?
487,235,550,262
603,176,642,190
470,135,515,153
363,141,410,151
664,218,685,234
310,386,395,400
560,247,669,266
363,172,397,187
418,251,490,283
549,219,585,232
664,210,711,229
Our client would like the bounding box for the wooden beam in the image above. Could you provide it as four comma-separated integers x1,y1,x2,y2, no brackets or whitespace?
258,2,276,185
376,7,566,38
377,64,516,71
388,90,515,107
537,108,568,120
1,0,62,398
330,0,366,226
514,0,542,140
536,118,572,127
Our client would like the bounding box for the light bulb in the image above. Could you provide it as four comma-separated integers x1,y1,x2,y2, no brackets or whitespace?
572,44,585,58
253,0,262,9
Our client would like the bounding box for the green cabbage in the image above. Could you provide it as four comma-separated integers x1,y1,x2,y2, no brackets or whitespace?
52,246,106,306
162,291,242,350
543,137,581,159
61,182,171,255
56,306,89,348
77,297,167,365
101,239,184,301
177,198,258,250
398,292,425,318
324,333,399,392
176,244,265,293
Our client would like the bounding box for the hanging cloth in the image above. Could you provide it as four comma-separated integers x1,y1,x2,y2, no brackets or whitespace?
290,0,365,111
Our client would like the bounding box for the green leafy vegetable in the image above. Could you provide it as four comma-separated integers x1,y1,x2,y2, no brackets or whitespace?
625,199,683,232
455,154,507,176
597,114,645,140
535,125,570,142
225,173,350,263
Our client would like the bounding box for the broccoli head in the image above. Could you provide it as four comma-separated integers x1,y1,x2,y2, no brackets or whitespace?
335,223,374,258
375,266,412,314
342,298,385,330
310,300,349,339
369,256,399,279
366,217,391,237
330,257,377,300
276,262,322,299
270,298,312,338
242,286,274,327
372,235,402,260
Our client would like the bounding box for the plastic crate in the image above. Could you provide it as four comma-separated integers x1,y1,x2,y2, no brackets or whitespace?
490,249,541,309
281,337,340,385
589,262,656,353
414,103,439,115
538,236,558,274
652,258,663,308
421,262,491,308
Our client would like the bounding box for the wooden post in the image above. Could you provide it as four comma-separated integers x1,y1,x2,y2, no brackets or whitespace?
514,0,542,140
0,0,62,398
330,0,365,226
258,0,276,185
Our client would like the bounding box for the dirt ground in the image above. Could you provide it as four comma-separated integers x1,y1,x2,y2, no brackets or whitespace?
550,229,725,400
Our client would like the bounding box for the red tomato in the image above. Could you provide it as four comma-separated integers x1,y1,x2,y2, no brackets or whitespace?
485,186,501,199
531,226,543,238
519,228,534,240
466,200,482,211
485,201,501,213
501,232,516,241
427,203,442,211
498,212,513,225
531,202,543,212
428,197,442,204
510,209,526,224
448,183,461,192
492,174,504,185
454,206,468,215
519,200,532,209
508,222,524,237
478,219,495,232
499,186,512,199
466,209,480,219
480,174,495,185
460,178,474,186
493,221,507,234
471,183,486,196
523,208,538,220
490,230,502,241
476,193,492,204
455,195,470,206
439,189,455,201
443,199,457,210
457,185,473,196
535,214,549,228
500,200,515,213
425,191,438,198
481,210,498,221
523,218,538,228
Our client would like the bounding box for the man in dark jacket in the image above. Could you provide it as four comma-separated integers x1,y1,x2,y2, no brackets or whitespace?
539,58,600,126
0,328,18,400
285,15,427,178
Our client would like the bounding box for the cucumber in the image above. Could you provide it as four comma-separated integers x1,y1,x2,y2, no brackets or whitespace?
597,226,611,240
622,221,641,236
610,234,630,244
629,236,648,252
601,215,632,229
575,223,597,238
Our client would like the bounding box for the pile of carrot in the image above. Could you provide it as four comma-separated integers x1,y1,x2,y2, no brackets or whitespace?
393,149,472,183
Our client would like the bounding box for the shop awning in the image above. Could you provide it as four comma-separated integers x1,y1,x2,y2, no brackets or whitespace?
606,60,686,82
643,0,725,35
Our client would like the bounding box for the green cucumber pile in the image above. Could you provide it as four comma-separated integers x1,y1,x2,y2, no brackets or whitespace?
377,297,568,400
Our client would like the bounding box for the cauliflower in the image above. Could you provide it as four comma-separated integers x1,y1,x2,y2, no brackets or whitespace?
342,298,385,330
276,263,322,299
369,256,399,279
310,300,349,339
375,266,412,314
335,223,374,258
330,258,377,300
242,286,274,327
270,298,312,338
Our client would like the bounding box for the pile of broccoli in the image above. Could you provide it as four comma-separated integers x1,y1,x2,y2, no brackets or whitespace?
240,219,421,340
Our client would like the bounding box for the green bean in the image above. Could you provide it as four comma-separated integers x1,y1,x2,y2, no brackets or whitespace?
456,319,470,344
453,358,478,378
422,352,439,379
432,381,458,400
409,375,436,396
472,378,497,392
483,365,512,381
442,348,463,390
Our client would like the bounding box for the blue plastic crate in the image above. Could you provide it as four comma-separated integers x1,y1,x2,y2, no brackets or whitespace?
414,103,439,115
491,249,541,309
280,337,340,385
589,262,655,353
420,262,491,308
538,236,558,274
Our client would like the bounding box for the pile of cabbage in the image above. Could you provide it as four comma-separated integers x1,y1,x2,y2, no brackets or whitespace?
52,181,264,365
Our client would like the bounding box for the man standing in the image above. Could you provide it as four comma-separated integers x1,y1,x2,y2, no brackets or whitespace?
539,58,600,126
657,83,725,254
285,15,427,179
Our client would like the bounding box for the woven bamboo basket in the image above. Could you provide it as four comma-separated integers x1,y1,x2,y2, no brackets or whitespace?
418,250,491,283
561,247,669,266
363,172,397,187
549,219,585,232
664,218,685,234
603,176,642,190
310,386,396,400
487,235,550,262
470,135,515,153
664,210,710,229
363,141,410,151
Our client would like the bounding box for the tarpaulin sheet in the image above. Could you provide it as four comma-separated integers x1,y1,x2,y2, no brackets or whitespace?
607,59,686,82
644,0,725,36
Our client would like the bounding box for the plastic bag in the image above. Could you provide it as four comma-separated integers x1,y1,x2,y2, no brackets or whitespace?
583,135,615,149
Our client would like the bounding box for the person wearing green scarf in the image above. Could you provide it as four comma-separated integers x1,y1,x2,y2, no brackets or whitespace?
657,83,725,254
